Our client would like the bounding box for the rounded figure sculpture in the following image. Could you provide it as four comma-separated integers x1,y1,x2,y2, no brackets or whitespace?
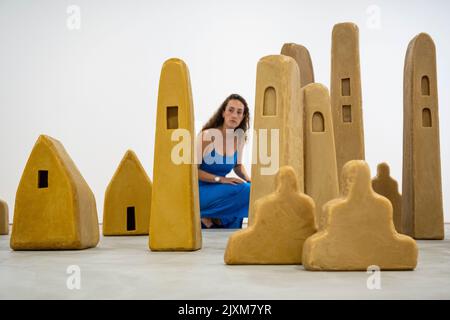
224,166,316,265
372,163,402,234
302,160,418,271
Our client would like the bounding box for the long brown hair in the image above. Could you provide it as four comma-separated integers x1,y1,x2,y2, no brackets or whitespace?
201,93,250,132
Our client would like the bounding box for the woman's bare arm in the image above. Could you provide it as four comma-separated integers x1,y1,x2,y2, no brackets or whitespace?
198,168,220,183
233,138,251,182
197,131,215,183
233,164,251,182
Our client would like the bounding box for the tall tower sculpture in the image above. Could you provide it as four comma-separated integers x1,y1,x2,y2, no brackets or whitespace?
330,22,365,186
281,43,315,87
402,33,444,240
302,83,339,230
149,58,202,250
248,55,303,226
282,44,338,230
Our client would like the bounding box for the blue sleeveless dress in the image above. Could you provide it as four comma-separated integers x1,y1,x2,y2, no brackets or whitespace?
199,148,251,228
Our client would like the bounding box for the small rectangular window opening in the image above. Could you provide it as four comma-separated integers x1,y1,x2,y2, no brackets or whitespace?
38,170,48,188
167,106,179,129
342,105,352,123
127,207,136,231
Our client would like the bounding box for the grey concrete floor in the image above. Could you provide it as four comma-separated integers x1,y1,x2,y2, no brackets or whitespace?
1,225,449,299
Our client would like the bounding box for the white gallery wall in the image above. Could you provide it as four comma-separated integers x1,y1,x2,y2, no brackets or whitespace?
0,0,449,223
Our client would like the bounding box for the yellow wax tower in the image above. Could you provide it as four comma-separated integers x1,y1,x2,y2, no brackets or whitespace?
248,55,303,226
0,199,8,235
302,83,339,230
149,58,202,251
402,33,444,239
103,150,152,236
10,135,99,250
281,43,315,87
330,22,365,186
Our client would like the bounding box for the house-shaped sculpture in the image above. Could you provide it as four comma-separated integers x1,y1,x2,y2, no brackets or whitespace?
10,135,99,250
103,150,152,236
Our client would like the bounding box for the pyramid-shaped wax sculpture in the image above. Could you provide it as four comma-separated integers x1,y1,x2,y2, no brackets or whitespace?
10,135,99,250
302,160,418,271
103,150,152,236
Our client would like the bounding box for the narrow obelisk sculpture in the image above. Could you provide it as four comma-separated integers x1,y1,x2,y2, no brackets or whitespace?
402,33,444,240
248,55,303,226
330,22,365,186
149,58,202,250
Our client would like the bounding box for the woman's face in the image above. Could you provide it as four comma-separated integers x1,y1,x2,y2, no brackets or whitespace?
222,99,245,129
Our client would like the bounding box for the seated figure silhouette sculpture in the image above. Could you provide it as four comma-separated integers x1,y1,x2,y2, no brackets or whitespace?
302,160,418,271
372,163,403,234
225,166,316,265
